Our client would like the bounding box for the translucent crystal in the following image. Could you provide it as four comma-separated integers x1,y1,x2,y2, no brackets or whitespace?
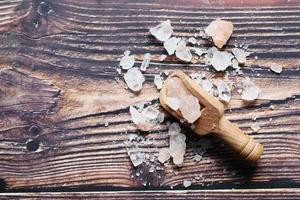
159,54,168,61
164,37,181,55
127,144,144,167
200,79,213,93
166,97,181,110
187,37,197,44
210,50,233,71
183,179,192,188
158,148,170,163
241,77,260,101
130,105,145,125
232,48,249,64
154,74,163,89
124,67,145,92
175,40,192,62
179,95,201,123
169,132,186,167
231,58,240,69
193,154,202,162
251,123,260,132
149,20,173,42
193,48,206,56
270,64,282,74
217,80,231,103
140,53,151,72
168,122,181,136
205,18,234,48
120,51,135,70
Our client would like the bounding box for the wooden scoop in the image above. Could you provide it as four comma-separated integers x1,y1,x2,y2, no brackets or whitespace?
160,70,264,162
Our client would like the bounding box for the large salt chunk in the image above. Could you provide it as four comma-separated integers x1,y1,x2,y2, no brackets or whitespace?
205,19,234,48
164,37,181,55
232,48,249,64
149,20,173,42
241,77,260,101
217,80,231,103
179,95,201,123
210,50,233,71
169,132,186,167
140,53,151,72
175,40,192,62
158,148,170,163
120,51,135,70
124,67,145,92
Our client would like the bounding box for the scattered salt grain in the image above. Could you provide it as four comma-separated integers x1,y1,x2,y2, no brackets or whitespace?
200,79,213,94
188,37,197,45
193,48,206,56
158,148,170,163
231,58,240,69
169,132,186,166
120,51,135,70
217,80,231,103
140,53,151,71
241,77,260,101
204,19,234,48
270,105,275,110
251,114,257,121
168,122,181,136
124,67,145,92
270,64,282,74
127,144,144,167
193,154,202,162
175,40,192,62
116,68,122,74
160,54,168,61
164,37,181,55
157,112,165,123
210,50,233,71
183,179,192,188
232,48,249,64
154,74,163,89
149,20,173,42
251,123,260,133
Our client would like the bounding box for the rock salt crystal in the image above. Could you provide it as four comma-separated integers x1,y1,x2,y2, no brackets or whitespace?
127,144,144,167
205,19,234,48
188,37,197,44
149,20,173,42
120,51,135,70
251,123,260,132
140,53,151,71
241,77,260,101
231,58,240,69
193,48,206,56
159,54,168,61
124,67,145,92
158,148,170,163
270,64,282,74
175,40,192,62
183,179,192,188
200,79,213,94
169,132,186,166
193,154,202,162
168,122,181,135
232,48,249,64
164,37,181,55
179,95,201,123
210,50,233,71
154,74,163,89
217,80,231,103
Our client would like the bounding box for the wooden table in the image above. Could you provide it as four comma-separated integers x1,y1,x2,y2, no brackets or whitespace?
0,0,299,199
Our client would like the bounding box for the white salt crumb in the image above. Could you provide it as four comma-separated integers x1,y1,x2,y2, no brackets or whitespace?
116,68,122,74
154,74,163,89
217,80,231,103
241,77,260,101
164,37,181,55
188,37,197,44
210,50,233,71
158,148,170,163
120,51,135,70
204,19,234,48
175,40,192,62
183,179,192,188
270,105,275,110
168,122,181,136
149,20,173,42
179,95,201,123
270,64,282,74
251,114,257,121
160,54,168,61
193,154,202,162
232,48,249,64
127,144,144,167
157,112,165,123
104,121,109,127
124,67,145,92
231,58,240,69
251,123,261,133
193,48,206,56
140,53,151,72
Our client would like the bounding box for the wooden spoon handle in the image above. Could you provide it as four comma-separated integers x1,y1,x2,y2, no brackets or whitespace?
213,116,264,162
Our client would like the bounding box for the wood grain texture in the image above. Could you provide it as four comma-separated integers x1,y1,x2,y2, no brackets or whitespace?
0,0,299,193
1,189,300,199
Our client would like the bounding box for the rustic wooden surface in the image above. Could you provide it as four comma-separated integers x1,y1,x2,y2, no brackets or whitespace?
0,0,300,199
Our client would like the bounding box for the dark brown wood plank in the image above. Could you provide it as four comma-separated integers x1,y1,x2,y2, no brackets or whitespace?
0,0,299,192
1,189,300,199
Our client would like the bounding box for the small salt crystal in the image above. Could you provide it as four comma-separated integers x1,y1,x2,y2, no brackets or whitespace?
130,104,160,131
251,114,257,121
169,132,186,166
193,154,202,162
217,80,231,103
120,51,135,70
210,50,233,71
193,48,206,56
175,40,192,62
149,20,173,42
154,74,163,89
188,37,197,44
231,58,240,69
164,37,181,55
183,179,192,188
205,19,234,48
157,112,165,123
158,148,170,163
130,105,145,125
116,68,122,74
124,67,145,92
200,79,213,93
251,123,260,132
232,48,249,64
168,122,181,136
127,144,144,167
270,64,282,74
270,105,275,110
160,54,168,61
241,77,260,101
140,53,151,72
179,95,201,123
